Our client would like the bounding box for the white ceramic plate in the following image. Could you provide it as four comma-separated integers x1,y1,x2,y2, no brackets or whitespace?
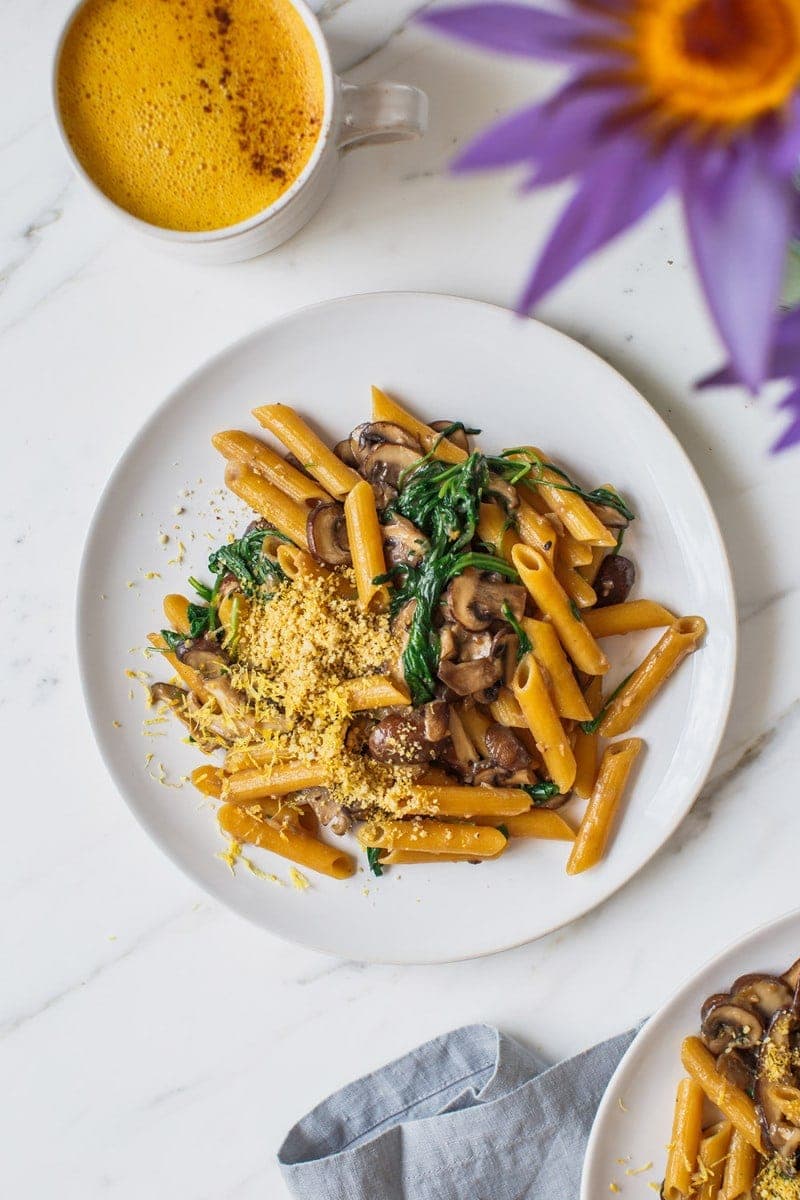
77,292,736,963
582,909,800,1197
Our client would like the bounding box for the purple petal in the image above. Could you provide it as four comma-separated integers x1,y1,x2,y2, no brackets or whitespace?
453,76,631,173
682,138,795,392
772,384,800,453
762,92,800,177
418,3,611,62
517,134,675,311
518,82,638,188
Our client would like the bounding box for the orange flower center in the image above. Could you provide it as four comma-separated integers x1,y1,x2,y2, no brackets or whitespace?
628,0,800,128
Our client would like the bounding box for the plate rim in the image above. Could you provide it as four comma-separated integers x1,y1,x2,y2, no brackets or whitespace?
581,905,800,1198
75,290,738,962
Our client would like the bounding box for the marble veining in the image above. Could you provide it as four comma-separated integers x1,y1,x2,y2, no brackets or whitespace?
3,2,800,1197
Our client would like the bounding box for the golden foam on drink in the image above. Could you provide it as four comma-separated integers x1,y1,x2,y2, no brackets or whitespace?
58,0,325,231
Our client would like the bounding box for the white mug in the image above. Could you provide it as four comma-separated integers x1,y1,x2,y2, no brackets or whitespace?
51,0,428,264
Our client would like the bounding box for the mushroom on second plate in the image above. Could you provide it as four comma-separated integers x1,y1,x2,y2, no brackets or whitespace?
349,421,421,468
700,998,764,1055
443,567,527,632
593,554,636,608
756,1003,800,1168
306,501,351,566
367,701,451,765
732,974,795,1021
300,787,351,836
381,514,429,568
429,420,471,453
363,441,423,491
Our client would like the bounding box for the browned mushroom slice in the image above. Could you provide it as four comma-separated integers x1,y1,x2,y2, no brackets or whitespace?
381,515,430,568
307,501,352,566
484,723,532,771
732,974,794,1020
300,787,351,836
370,480,397,513
444,568,527,632
334,438,359,467
589,499,630,528
150,681,187,708
784,958,800,993
363,442,423,491
594,554,636,608
716,1046,758,1092
429,420,470,453
486,472,520,511
367,702,451,765
178,643,258,736
700,998,763,1055
350,421,422,468
756,1006,800,1167
437,655,503,696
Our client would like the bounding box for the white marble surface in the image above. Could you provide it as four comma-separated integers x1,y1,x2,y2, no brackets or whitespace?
3,3,800,1197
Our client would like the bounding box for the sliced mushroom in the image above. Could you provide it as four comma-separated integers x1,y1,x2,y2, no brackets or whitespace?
429,420,470,453
149,681,187,708
594,554,636,608
368,702,451,765
217,571,241,600
486,472,520,511
437,655,503,697
350,421,421,468
381,515,430,568
756,1006,800,1165
732,975,794,1021
178,642,257,736
484,723,531,771
716,1046,758,1092
300,787,351,836
344,714,375,755
589,500,630,528
334,438,359,467
363,442,423,491
700,999,763,1055
472,763,512,787
491,627,519,686
370,480,397,513
784,958,800,994
306,501,351,566
444,568,527,632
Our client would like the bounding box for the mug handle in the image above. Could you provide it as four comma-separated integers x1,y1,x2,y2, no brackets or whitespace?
336,81,428,150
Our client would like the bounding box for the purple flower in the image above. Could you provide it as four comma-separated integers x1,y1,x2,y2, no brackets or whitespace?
420,1,800,392
699,306,800,452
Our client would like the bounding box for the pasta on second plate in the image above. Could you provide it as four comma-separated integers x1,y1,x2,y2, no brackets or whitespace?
146,388,707,881
663,956,800,1199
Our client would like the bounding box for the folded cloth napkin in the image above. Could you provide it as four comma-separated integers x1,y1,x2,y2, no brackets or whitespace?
278,1022,639,1199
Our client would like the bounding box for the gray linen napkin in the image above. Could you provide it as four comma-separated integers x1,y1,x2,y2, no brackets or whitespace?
278,1022,639,1199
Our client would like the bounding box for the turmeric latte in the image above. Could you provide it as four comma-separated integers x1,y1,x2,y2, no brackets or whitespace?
57,0,325,231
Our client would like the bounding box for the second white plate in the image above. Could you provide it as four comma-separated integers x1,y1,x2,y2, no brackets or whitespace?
77,292,736,962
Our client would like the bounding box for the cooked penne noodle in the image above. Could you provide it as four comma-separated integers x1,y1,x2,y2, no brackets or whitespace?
379,850,500,864
489,687,528,729
400,785,532,819
218,593,249,645
516,499,559,564
477,501,521,563
573,676,602,799
599,616,707,737
163,593,191,635
512,653,576,793
560,533,594,568
211,429,330,505
223,761,328,803
680,1038,763,1153
147,632,211,701
276,543,327,580
511,544,610,676
360,818,507,857
579,545,607,585
566,738,642,874
251,403,361,498
224,742,279,773
218,803,356,879
583,599,677,638
190,764,224,798
524,617,592,721
663,1077,705,1200
343,480,390,612
555,561,597,609
721,1129,759,1200
458,704,491,757
339,675,411,711
519,447,617,546
224,461,310,549
476,810,575,841
696,1121,733,1200
371,386,466,464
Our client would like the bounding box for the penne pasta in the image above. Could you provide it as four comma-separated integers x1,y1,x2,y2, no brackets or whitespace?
579,545,607,585
583,599,677,639
343,480,390,612
147,632,211,701
560,533,594,568
338,675,411,711
663,1077,705,1200
211,429,330,505
489,687,528,729
399,785,532,819
524,617,592,721
379,850,498,864
721,1129,759,1200
555,561,597,609
566,738,642,874
476,810,575,841
190,764,224,798
360,818,507,858
251,403,361,498
223,761,328,803
457,704,491,757
599,616,707,737
163,593,191,635
512,543,610,676
516,499,559,564
218,803,356,879
371,386,466,464
477,501,521,563
696,1121,733,1200
512,653,576,793
518,447,617,546
224,461,310,549
572,676,602,799
680,1038,763,1153
276,542,328,580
